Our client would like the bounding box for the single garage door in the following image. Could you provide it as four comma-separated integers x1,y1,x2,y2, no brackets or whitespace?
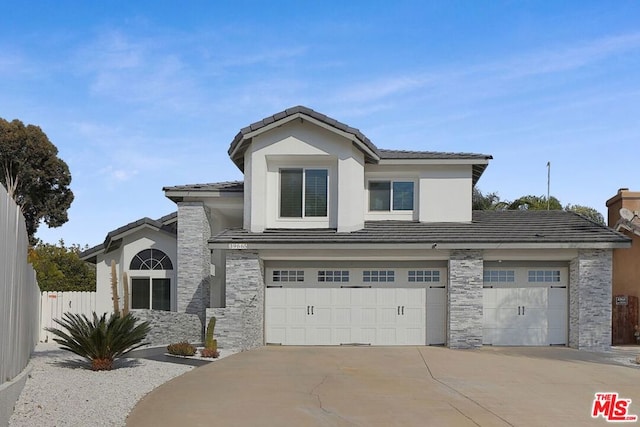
482,266,568,346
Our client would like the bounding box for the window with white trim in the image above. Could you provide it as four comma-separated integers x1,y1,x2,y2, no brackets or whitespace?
363,270,395,282
272,270,305,282
483,270,515,283
528,270,561,283
130,249,173,270
408,270,441,282
318,270,349,282
131,278,171,311
129,249,173,311
280,168,328,218
369,181,414,211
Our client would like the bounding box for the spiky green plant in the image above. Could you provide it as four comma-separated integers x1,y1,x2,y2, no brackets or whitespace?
46,312,150,371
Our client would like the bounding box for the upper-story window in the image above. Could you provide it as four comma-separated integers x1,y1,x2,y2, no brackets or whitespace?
369,181,414,211
280,168,328,218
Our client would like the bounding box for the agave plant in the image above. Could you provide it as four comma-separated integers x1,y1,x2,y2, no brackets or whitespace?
46,312,151,371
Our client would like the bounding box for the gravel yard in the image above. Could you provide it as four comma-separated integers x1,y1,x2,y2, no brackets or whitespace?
8,343,232,427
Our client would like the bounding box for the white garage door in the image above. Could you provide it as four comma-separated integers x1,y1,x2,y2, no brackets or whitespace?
266,288,432,345
482,267,568,346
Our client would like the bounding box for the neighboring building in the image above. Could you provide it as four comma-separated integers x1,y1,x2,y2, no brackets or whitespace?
607,189,640,299
82,106,631,351
606,189,640,344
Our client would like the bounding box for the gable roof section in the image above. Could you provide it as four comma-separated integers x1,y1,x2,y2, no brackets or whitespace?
228,106,380,170
227,106,492,184
210,210,631,250
80,212,178,263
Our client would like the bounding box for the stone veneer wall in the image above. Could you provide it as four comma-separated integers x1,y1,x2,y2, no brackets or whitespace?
207,251,264,350
177,202,211,322
132,309,202,346
448,249,484,349
569,249,613,350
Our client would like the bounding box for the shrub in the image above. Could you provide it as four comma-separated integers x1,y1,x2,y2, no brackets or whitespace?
167,342,197,356
46,312,150,371
200,347,220,358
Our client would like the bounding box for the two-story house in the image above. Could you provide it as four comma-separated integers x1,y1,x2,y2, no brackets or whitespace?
82,106,631,350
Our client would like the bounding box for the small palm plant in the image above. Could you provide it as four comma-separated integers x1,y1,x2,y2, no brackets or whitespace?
46,312,151,371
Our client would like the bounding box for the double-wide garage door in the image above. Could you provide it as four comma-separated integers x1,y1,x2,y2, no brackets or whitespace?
266,288,446,346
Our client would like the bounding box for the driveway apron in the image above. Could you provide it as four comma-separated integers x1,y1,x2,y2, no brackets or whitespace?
126,346,640,427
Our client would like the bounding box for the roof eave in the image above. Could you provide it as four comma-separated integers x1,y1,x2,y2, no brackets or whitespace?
164,189,244,203
209,241,630,250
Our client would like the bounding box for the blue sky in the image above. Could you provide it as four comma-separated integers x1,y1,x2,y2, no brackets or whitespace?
1,1,639,246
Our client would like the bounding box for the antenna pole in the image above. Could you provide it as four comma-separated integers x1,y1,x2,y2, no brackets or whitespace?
546,161,551,210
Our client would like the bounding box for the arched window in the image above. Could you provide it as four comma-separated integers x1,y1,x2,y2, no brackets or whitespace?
129,249,173,270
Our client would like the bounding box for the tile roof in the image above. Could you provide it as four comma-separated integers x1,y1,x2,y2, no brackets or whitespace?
378,149,492,160
210,210,631,248
226,106,492,184
228,106,378,162
163,181,244,193
80,212,177,262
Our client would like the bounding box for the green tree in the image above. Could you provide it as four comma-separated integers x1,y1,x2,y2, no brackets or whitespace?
29,241,96,291
472,187,507,210
564,204,605,225
507,195,563,211
474,190,605,224
0,118,74,244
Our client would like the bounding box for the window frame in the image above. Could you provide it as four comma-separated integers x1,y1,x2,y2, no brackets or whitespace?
279,167,329,219
130,277,171,311
367,179,415,212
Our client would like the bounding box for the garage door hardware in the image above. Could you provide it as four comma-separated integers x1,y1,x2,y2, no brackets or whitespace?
397,306,405,315
306,306,314,315
518,306,525,315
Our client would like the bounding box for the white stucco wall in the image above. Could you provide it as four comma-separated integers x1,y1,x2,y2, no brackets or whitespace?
94,228,177,314
419,165,472,222
245,120,366,232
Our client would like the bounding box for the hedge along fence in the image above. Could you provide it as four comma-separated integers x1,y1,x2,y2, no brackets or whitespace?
0,184,40,425
40,291,96,342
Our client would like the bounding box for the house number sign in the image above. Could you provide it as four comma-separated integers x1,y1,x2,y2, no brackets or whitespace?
228,243,248,250
615,296,628,306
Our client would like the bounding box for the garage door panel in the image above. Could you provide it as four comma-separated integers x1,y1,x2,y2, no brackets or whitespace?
268,307,287,324
402,307,424,324
378,307,398,324
312,307,332,323
289,307,308,324
334,307,351,324
359,328,376,344
360,307,376,323
334,327,352,344
289,328,306,344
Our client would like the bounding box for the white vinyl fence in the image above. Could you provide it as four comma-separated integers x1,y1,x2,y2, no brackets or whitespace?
40,291,97,342
0,184,40,425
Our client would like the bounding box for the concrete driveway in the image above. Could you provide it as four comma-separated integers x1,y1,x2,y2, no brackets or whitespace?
127,346,640,426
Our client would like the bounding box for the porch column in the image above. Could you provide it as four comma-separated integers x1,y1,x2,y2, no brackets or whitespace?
569,249,613,350
448,249,484,349
208,250,264,351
